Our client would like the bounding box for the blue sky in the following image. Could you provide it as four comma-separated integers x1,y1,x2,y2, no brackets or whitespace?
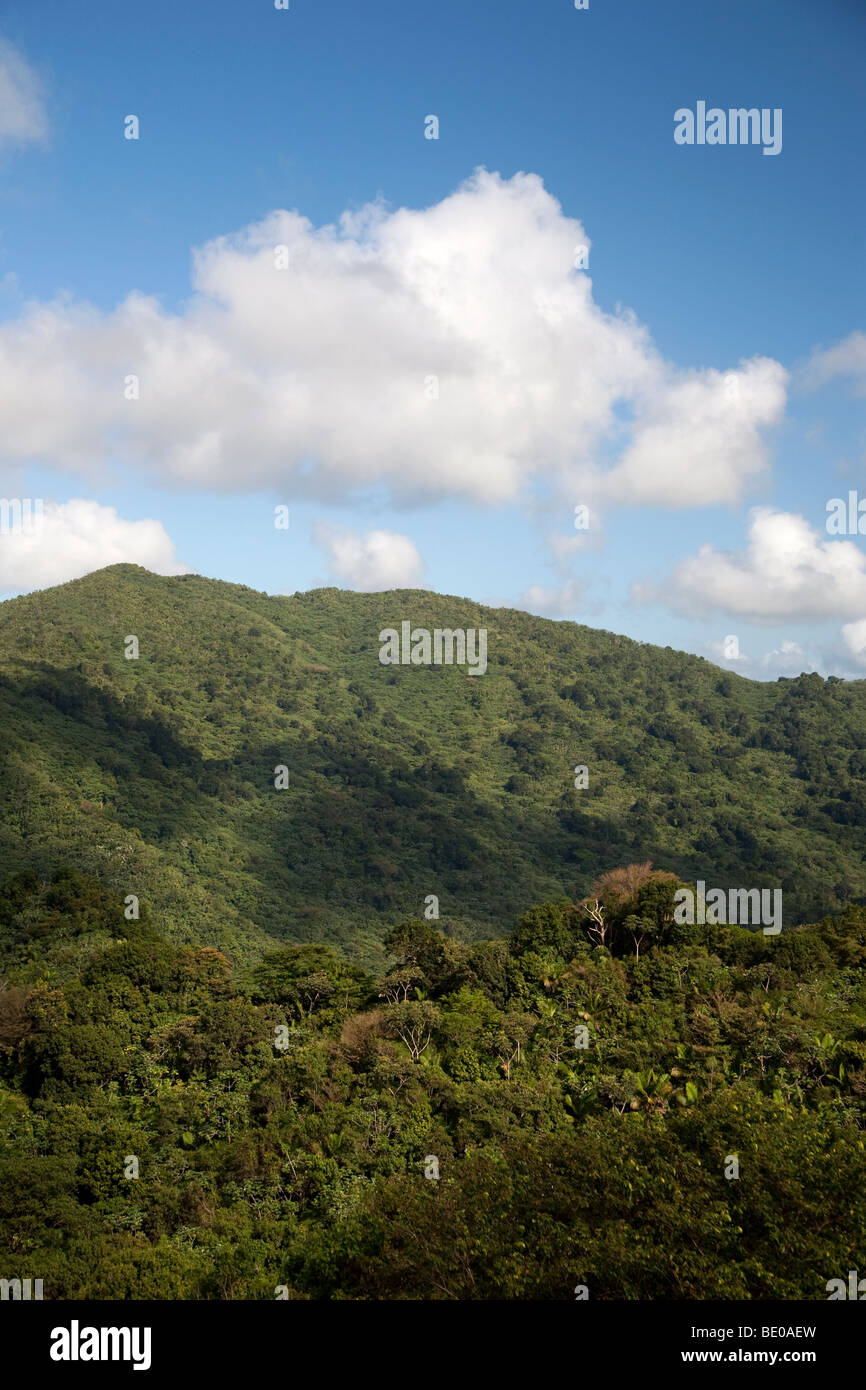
0,0,864,676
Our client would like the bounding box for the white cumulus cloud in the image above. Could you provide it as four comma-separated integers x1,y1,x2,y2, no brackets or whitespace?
0,169,787,509
636,509,866,621
0,498,189,592
603,358,787,506
313,524,426,591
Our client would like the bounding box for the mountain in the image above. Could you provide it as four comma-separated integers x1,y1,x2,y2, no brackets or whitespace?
1,563,864,965
1,563,865,1303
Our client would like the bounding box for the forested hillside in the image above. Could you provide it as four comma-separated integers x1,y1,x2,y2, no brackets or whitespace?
1,568,865,1300
0,565,865,966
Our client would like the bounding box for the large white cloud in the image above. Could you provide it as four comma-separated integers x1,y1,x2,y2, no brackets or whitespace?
0,39,47,150
0,498,189,591
0,170,787,507
636,508,866,621
313,523,426,591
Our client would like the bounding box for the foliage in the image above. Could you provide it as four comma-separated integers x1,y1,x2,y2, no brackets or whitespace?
0,865,863,1299
1,566,865,969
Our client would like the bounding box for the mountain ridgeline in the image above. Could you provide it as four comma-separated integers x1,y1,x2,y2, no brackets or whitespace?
0,564,864,964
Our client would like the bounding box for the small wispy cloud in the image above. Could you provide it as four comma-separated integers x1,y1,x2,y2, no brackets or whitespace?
801,331,866,397
0,39,48,151
520,578,584,618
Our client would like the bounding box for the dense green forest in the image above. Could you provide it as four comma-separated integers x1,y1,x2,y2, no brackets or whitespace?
1,565,866,966
1,567,864,1300
0,864,863,1299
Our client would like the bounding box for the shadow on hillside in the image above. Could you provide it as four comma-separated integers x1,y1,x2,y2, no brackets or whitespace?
0,664,851,934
